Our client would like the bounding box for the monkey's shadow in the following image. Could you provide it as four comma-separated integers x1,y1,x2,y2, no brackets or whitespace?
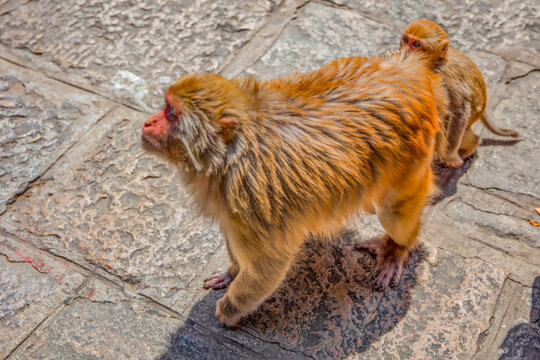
159,230,424,359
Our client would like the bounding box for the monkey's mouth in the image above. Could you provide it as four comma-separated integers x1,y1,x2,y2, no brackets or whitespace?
141,134,165,153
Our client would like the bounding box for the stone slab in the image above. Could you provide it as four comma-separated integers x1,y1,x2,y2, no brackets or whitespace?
328,0,540,63
0,232,86,359
0,0,281,110
186,230,505,359
0,106,228,315
464,71,540,199
245,2,396,80
0,59,114,214
424,184,540,286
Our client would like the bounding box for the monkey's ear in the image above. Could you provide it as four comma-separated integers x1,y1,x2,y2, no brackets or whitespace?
218,117,237,142
440,39,449,58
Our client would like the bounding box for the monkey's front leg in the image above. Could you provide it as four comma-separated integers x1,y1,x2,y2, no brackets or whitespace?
215,255,294,327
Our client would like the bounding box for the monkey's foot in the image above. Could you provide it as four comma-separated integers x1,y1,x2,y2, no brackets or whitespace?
442,153,464,168
203,270,233,290
355,236,408,290
216,295,243,327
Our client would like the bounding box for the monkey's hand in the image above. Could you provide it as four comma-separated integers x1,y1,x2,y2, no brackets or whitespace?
355,235,407,291
203,269,234,290
216,295,243,327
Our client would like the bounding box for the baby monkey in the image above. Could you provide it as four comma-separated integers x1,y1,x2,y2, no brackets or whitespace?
401,19,519,167
142,53,441,326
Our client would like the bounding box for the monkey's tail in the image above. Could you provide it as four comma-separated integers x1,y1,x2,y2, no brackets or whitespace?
480,113,520,138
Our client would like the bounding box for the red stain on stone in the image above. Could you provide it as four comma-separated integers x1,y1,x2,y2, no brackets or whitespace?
88,288,96,298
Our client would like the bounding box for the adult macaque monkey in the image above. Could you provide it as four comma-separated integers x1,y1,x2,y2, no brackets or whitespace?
401,19,519,167
142,52,441,326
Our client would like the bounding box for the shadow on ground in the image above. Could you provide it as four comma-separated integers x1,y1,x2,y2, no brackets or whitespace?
158,230,425,359
431,154,475,204
499,276,540,360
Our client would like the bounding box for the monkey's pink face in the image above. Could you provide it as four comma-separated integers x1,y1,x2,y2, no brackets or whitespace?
400,34,425,53
141,91,180,154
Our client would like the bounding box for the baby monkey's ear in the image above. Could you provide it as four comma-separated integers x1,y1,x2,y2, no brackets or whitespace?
218,118,238,142
440,39,450,58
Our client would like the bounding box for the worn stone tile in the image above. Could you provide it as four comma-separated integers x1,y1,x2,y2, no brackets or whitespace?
185,229,505,359
0,106,225,314
328,0,540,62
0,59,114,215
0,232,86,359
0,0,281,110
245,2,396,80
464,71,540,198
424,185,540,285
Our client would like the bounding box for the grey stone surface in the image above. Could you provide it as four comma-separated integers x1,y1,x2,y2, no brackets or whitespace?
10,278,182,360
424,185,540,285
0,232,86,359
465,71,540,198
0,59,114,215
0,106,227,314
186,232,505,359
245,2,396,79
328,0,540,62
0,0,281,110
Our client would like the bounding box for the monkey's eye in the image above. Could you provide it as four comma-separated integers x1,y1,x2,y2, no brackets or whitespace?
164,104,176,122
403,37,408,44
413,41,421,47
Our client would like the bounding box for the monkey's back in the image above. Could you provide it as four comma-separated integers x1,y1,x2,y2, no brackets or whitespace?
440,48,487,120
223,54,439,243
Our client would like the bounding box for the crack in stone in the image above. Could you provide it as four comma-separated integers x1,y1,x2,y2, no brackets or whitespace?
505,68,540,84
459,199,530,222
462,182,540,202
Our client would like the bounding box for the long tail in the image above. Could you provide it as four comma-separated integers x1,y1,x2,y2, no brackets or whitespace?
480,113,520,137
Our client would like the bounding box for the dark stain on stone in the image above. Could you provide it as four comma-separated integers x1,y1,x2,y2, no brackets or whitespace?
159,229,424,359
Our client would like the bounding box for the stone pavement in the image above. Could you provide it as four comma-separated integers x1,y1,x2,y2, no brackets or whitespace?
0,0,538,359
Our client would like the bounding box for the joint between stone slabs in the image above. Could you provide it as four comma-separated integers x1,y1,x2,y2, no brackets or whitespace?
136,292,184,320
0,228,143,295
311,0,398,30
5,301,69,360
473,277,513,359
219,0,308,78
0,53,146,113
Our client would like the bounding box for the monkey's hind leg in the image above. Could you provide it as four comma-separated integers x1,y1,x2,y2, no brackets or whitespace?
458,126,481,160
442,103,471,168
355,173,431,290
